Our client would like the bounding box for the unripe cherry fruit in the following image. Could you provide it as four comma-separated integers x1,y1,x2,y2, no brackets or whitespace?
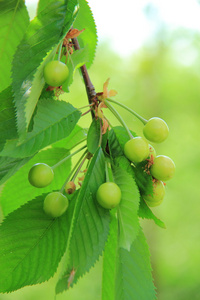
65,181,76,194
143,180,165,207
43,60,69,87
28,163,54,188
43,192,69,218
143,117,169,143
150,155,175,181
96,182,121,209
124,137,149,163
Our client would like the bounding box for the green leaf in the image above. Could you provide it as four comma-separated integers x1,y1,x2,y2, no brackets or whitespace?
115,227,157,300
0,0,29,93
12,0,78,138
133,160,154,196
0,87,18,152
62,47,89,92
102,212,118,300
1,147,71,216
56,148,110,294
87,118,101,154
73,0,97,68
138,197,166,229
108,127,124,158
0,194,70,293
0,99,81,158
113,165,140,250
52,124,87,149
0,156,31,186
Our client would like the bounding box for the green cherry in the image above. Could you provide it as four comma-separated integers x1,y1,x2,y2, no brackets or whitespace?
143,180,165,207
43,60,69,87
143,117,169,143
96,182,121,209
43,192,69,218
124,137,149,163
28,163,54,188
150,155,175,181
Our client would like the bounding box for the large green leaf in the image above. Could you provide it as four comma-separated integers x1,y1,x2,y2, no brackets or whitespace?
0,87,17,152
0,0,29,92
0,147,71,216
113,165,140,250
12,0,78,138
138,197,166,229
102,212,118,300
52,124,87,149
0,156,31,186
0,99,81,158
87,118,101,154
115,227,157,300
73,0,97,68
56,148,110,293
0,194,70,293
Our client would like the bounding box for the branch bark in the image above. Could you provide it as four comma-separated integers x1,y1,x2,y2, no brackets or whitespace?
72,37,96,118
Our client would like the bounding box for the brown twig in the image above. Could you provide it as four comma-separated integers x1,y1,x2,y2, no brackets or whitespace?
72,37,96,118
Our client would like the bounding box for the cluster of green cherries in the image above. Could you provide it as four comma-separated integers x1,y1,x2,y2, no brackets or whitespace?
28,59,175,218
124,117,175,207
28,163,76,218
95,117,175,210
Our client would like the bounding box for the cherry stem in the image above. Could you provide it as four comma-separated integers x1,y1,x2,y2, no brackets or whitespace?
60,149,88,193
51,145,87,170
105,160,114,182
72,37,96,119
104,99,133,139
71,151,88,182
107,98,147,125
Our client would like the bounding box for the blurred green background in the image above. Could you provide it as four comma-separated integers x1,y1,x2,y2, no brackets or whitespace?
1,2,200,300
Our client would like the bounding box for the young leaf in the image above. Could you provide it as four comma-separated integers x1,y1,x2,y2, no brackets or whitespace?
115,227,157,300
0,0,29,92
0,99,81,158
0,87,18,151
12,0,78,138
102,212,118,300
0,156,32,186
138,197,166,229
0,194,70,293
112,165,140,250
56,148,110,294
87,118,101,154
1,147,71,216
73,0,97,68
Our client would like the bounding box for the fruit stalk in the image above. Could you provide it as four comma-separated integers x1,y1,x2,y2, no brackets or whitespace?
107,98,147,124
104,99,133,139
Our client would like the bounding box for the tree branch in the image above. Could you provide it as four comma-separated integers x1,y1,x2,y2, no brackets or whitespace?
72,37,96,118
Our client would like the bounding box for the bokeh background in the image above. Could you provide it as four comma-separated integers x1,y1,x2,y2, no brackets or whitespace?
1,1,200,299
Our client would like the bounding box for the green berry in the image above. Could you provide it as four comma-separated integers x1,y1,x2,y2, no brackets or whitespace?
28,163,54,188
124,137,149,163
43,60,69,87
150,155,175,181
43,192,69,218
143,117,169,143
96,182,121,209
143,180,165,207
